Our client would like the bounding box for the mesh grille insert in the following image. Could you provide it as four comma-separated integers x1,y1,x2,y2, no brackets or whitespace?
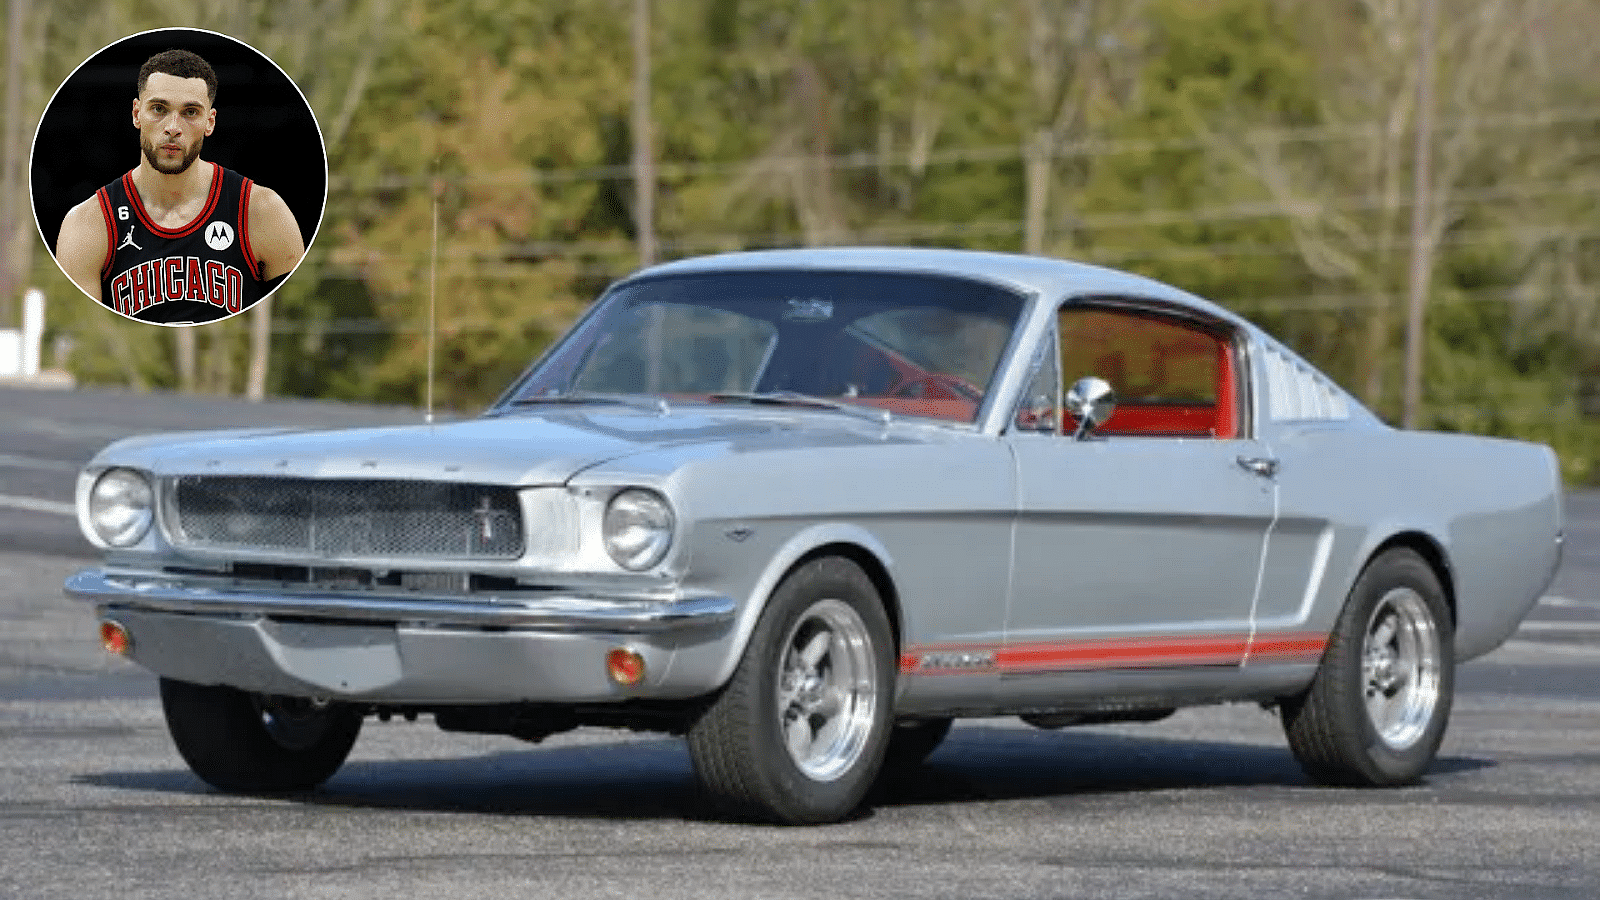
170,476,524,559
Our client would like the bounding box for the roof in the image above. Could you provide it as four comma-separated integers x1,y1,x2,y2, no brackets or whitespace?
628,247,1245,325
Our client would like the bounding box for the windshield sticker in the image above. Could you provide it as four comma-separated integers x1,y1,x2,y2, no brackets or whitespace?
784,297,833,321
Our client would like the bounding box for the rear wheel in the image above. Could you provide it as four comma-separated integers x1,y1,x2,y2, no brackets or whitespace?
687,556,894,824
1281,548,1453,786
160,678,363,793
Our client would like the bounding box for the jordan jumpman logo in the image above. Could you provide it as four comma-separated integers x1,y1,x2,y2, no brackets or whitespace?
117,225,141,251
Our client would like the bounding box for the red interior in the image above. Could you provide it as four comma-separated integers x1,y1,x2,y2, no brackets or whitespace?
851,397,980,420
1095,403,1218,438
674,394,979,423
1072,338,1238,439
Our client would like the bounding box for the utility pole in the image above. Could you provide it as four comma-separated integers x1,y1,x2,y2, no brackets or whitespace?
1401,0,1439,430
1,0,28,326
632,0,662,392
631,0,657,268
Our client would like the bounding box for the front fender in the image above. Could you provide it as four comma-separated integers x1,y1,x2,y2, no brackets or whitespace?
671,522,896,693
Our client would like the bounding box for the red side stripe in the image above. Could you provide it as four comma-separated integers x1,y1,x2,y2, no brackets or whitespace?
1246,633,1328,663
999,636,1248,671
900,632,1328,675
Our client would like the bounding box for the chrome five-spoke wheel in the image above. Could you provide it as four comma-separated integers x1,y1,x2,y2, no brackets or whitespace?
1361,587,1442,750
1282,547,1454,787
776,597,879,781
687,556,894,824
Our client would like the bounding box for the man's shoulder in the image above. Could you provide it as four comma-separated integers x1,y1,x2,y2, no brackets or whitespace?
243,179,296,220
60,193,107,233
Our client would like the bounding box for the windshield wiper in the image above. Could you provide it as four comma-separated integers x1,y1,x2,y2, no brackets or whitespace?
504,391,670,414
709,391,891,424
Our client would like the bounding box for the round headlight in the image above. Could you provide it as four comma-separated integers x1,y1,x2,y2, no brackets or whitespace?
88,468,154,547
602,488,675,571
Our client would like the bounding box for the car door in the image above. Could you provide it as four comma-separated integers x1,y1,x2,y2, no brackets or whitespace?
1002,300,1277,697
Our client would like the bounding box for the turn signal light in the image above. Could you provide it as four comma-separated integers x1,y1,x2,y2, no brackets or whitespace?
99,620,132,656
605,647,646,686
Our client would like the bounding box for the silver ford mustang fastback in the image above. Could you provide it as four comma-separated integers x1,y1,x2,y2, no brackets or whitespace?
67,247,1565,824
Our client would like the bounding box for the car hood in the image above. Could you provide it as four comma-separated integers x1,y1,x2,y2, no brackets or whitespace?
92,406,929,485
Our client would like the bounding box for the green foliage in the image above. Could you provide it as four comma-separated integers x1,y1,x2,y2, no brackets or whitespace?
1077,0,1325,364
266,271,389,401
15,0,1599,481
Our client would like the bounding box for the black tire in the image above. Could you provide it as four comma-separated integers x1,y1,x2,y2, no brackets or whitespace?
882,718,953,773
687,556,895,824
1281,548,1454,786
159,678,363,793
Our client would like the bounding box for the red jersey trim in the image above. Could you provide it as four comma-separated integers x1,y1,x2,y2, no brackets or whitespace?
122,163,224,239
94,187,118,279
237,177,261,280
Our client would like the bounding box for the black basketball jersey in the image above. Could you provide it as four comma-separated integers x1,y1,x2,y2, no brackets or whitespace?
95,164,266,324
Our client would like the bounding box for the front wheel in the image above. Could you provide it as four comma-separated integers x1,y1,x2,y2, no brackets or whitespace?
160,678,363,793
1281,548,1453,786
687,556,894,824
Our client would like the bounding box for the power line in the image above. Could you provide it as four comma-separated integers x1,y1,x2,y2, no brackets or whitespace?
326,106,1600,193
317,176,1600,272
315,213,1600,278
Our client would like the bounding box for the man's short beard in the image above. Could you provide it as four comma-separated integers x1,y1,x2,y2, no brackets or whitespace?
141,134,203,175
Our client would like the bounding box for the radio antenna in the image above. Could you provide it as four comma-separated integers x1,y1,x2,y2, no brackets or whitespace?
426,166,440,426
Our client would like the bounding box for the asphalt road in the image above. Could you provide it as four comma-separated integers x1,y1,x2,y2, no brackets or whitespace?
2,385,1597,900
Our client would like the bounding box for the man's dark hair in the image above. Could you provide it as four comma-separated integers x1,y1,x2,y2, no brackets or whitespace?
136,49,218,105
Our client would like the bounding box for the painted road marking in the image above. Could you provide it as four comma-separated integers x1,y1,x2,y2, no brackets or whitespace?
0,494,74,516
0,453,82,472
1540,595,1600,609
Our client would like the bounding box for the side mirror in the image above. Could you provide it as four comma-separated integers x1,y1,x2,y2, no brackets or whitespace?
1065,376,1116,440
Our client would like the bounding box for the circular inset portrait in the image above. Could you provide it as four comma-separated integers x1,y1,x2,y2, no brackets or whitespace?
31,28,325,326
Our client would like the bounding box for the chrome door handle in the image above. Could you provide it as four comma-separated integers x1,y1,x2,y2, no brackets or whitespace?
1236,456,1279,478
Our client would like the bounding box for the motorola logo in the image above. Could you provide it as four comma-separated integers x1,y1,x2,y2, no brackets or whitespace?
204,222,235,251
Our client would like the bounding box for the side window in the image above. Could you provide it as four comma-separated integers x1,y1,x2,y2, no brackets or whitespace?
1057,304,1239,439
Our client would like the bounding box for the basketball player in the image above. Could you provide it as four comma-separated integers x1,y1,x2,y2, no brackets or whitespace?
55,49,305,324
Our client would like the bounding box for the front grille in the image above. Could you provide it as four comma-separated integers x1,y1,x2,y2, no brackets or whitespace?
168,476,524,559
219,562,521,594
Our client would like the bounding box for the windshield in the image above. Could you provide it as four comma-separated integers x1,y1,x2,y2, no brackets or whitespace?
501,269,1027,424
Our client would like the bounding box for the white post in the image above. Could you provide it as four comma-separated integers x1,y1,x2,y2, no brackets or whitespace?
21,287,42,377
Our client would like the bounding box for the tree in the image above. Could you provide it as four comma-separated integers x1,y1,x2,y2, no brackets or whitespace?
319,0,628,409
1077,0,1320,348
1184,0,1586,416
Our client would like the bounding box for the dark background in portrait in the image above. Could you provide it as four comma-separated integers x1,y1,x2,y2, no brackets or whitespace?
30,28,325,254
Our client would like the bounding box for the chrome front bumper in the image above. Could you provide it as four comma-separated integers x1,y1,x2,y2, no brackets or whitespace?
65,569,737,704
65,569,735,632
